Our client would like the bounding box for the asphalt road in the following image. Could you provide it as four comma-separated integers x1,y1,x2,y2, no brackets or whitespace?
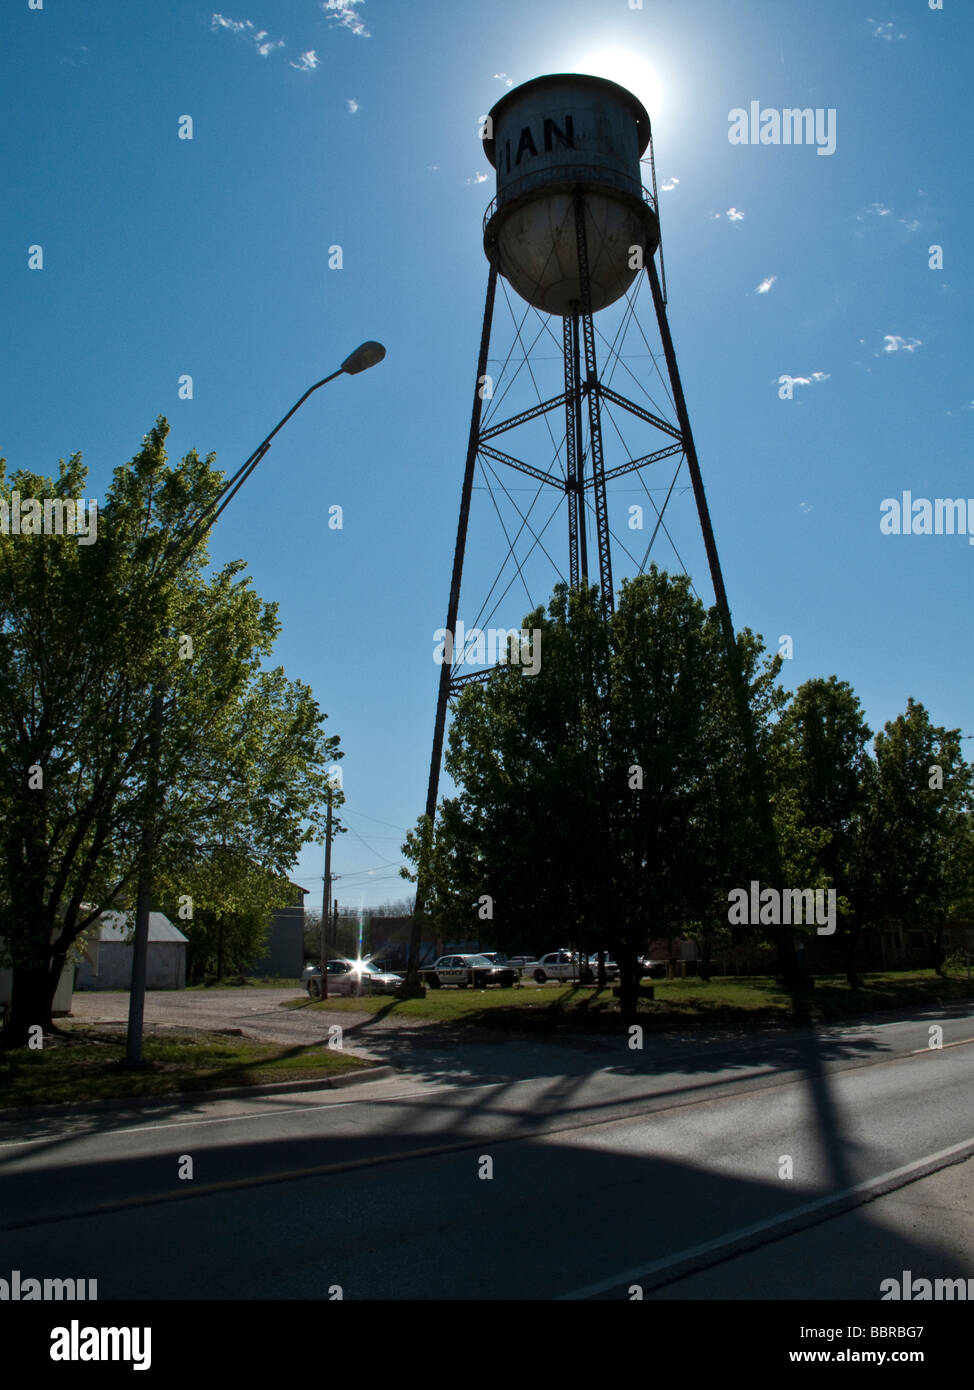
3,999,974,1300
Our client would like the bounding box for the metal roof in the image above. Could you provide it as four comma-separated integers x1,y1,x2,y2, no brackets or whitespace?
95,910,189,945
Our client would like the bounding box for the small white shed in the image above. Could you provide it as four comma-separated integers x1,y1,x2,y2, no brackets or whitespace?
75,911,188,991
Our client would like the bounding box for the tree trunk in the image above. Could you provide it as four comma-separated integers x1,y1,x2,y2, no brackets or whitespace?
777,933,812,990
616,953,640,1023
843,923,861,990
932,926,946,979
0,964,56,1049
699,933,712,983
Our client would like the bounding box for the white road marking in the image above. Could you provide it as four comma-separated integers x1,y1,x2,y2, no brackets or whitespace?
558,1134,974,1300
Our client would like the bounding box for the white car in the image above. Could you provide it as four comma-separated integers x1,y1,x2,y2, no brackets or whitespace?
588,953,621,979
530,951,594,984
420,954,520,988
302,959,402,998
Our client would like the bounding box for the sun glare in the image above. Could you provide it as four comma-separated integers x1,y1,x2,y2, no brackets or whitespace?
568,47,664,118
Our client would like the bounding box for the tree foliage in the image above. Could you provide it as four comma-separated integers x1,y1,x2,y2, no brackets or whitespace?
403,573,974,1011
403,572,783,1013
0,419,341,1045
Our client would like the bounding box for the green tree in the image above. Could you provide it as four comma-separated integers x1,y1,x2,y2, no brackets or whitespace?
160,851,298,983
404,572,783,1017
850,699,973,972
770,677,873,986
0,420,340,1047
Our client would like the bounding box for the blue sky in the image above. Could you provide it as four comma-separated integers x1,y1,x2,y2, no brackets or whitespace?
3,0,971,911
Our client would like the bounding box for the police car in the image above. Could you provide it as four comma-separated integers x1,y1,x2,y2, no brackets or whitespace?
420,954,519,989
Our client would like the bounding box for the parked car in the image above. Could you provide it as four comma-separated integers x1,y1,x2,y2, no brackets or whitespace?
502,953,538,978
640,958,668,979
302,959,402,998
587,953,621,979
530,951,594,984
420,954,519,989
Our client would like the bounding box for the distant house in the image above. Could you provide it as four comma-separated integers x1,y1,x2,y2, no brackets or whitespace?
75,911,188,990
247,884,307,979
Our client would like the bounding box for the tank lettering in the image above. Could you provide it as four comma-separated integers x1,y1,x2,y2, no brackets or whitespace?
543,115,574,151
514,126,538,165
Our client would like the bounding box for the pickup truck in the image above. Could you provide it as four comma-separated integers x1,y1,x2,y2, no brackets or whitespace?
420,954,520,989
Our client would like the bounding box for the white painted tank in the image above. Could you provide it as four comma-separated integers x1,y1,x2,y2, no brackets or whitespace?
482,73,660,316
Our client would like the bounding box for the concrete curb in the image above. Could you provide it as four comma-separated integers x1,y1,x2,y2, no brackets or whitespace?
0,1064,397,1121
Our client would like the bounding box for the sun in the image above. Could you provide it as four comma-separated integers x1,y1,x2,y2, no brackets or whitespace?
567,47,664,118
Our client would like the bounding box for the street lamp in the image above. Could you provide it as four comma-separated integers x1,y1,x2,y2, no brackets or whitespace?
125,343,386,1066
341,341,386,374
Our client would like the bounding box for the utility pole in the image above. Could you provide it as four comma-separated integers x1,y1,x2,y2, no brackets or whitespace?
319,795,333,999
125,687,165,1066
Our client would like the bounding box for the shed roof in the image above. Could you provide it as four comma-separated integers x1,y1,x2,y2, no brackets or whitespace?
96,910,189,945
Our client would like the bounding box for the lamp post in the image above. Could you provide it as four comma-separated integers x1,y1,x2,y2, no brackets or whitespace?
124,342,386,1066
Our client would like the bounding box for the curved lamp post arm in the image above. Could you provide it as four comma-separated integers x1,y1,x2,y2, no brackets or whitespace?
125,340,385,1066
172,341,386,565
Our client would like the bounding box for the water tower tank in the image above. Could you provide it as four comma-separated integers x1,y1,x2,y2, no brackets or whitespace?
482,73,660,317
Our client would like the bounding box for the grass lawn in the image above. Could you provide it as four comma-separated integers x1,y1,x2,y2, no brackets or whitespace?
0,1025,369,1110
284,969,973,1033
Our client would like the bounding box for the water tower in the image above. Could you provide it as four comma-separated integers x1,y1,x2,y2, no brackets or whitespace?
409,72,752,965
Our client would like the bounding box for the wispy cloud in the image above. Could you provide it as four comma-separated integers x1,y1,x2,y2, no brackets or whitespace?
857,201,893,220
660,177,680,192
883,335,922,353
493,72,514,87
868,18,905,41
58,45,90,67
290,50,319,71
466,171,489,185
322,0,370,37
726,207,745,222
799,501,813,513
784,372,831,387
212,14,285,58
347,98,359,112
255,31,284,57
756,276,777,294
212,13,252,33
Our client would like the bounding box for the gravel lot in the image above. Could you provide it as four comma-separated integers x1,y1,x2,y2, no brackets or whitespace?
67,988,424,1062
65,987,626,1087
